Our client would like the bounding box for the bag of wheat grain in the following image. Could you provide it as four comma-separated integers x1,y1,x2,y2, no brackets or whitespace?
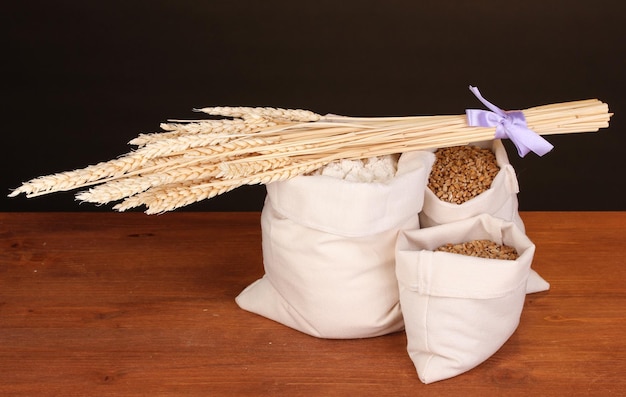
420,140,524,229
395,214,534,383
236,150,435,339
419,140,549,294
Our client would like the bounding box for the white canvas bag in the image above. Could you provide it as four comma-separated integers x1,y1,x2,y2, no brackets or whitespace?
236,151,435,339
420,139,524,230
396,214,535,384
419,140,549,294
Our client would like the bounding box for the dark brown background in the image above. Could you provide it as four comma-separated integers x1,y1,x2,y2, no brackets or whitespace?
3,0,625,211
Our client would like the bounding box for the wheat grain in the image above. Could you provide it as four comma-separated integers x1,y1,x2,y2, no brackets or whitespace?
435,240,519,260
428,145,500,204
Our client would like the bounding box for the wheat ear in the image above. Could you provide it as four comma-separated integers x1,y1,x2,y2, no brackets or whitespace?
7,154,156,198
114,159,325,214
130,118,281,146
75,162,222,204
195,107,322,122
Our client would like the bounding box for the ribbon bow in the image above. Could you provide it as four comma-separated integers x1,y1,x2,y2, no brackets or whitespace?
466,85,554,157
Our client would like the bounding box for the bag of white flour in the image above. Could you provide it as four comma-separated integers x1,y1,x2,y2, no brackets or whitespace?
396,214,535,383
236,151,435,339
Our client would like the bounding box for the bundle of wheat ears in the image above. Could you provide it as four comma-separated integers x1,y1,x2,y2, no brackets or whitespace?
9,89,612,214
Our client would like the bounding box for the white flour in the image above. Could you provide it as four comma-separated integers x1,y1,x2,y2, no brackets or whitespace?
309,155,399,183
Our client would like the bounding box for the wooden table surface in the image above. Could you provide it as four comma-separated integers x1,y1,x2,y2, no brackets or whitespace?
1,211,624,396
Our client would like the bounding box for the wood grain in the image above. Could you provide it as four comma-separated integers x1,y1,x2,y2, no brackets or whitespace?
1,212,625,396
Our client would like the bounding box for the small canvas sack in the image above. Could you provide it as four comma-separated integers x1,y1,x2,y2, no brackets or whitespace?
396,214,535,384
236,151,435,339
419,140,549,294
419,139,524,230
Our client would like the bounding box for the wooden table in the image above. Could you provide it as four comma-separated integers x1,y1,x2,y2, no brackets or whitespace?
1,212,624,396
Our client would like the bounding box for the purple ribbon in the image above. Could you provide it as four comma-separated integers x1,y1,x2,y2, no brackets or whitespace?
466,85,553,157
